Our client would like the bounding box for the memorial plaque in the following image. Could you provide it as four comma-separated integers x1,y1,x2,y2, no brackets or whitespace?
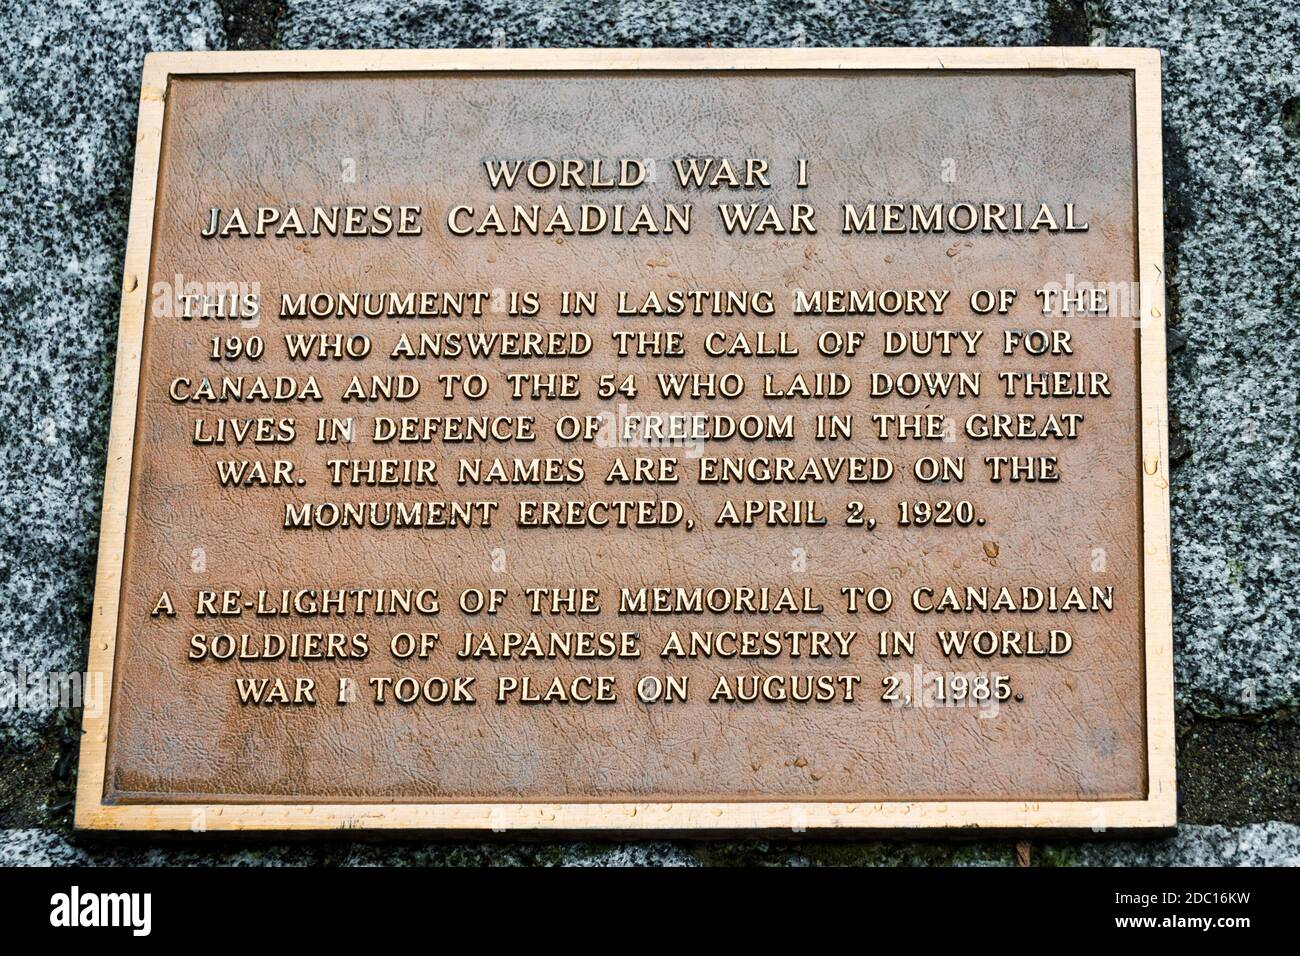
77,49,1174,832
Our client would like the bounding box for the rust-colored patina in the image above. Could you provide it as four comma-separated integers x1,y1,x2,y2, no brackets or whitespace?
102,67,1148,808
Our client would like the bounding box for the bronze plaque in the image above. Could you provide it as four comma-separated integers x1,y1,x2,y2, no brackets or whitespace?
77,49,1174,832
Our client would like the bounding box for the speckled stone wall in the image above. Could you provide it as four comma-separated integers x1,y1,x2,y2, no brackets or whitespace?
0,0,1295,865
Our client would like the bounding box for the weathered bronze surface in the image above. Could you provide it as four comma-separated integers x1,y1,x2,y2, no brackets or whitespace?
81,51,1173,830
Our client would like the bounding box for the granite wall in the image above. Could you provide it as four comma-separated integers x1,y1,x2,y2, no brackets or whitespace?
0,0,1295,865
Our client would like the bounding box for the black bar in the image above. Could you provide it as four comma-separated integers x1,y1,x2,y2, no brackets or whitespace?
1,864,1277,941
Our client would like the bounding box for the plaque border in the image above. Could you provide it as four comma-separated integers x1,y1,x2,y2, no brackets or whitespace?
76,47,1174,833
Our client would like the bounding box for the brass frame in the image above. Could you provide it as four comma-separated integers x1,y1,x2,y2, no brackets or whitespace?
76,47,1174,833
